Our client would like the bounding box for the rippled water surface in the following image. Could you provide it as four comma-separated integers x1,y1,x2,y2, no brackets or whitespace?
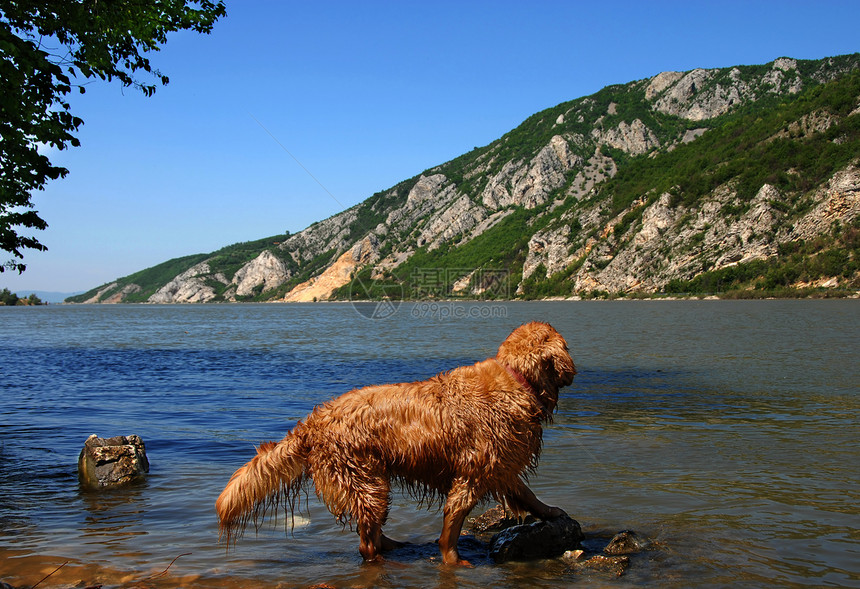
1,301,858,588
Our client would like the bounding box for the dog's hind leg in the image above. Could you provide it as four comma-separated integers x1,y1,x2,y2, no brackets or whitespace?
358,524,403,558
506,479,567,520
355,482,395,562
357,520,384,562
313,454,392,562
351,472,392,563
439,477,481,566
380,533,404,552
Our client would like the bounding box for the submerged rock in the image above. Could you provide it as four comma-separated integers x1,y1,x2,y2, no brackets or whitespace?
568,554,631,576
562,548,588,562
563,529,647,577
604,529,647,555
489,515,584,562
78,434,149,490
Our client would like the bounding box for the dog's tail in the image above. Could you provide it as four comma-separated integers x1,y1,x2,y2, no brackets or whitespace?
216,427,308,543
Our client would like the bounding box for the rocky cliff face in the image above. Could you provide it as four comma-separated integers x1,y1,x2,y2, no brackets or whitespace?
481,135,583,209
560,170,859,294
148,262,225,304
231,250,291,297
283,236,380,302
72,54,860,303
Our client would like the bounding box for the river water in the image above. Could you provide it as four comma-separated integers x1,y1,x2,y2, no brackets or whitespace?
0,301,857,588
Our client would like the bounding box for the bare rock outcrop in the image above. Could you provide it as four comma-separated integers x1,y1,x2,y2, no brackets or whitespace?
102,284,142,303
278,207,359,265
645,70,684,100
80,282,142,304
572,180,797,293
79,282,120,304
522,226,573,281
386,174,487,251
232,250,291,297
482,135,581,209
649,66,754,121
788,165,860,241
647,59,806,122
283,235,380,302
568,148,617,201
417,193,487,250
148,261,222,303
391,175,488,250
405,173,447,211
385,174,451,233
592,119,660,155
480,159,522,209
650,68,720,119
764,57,803,94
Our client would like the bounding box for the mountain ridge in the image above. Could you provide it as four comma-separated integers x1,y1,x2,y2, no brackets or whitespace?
68,54,860,303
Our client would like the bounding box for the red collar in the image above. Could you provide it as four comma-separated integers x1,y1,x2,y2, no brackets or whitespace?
496,358,544,413
493,358,551,419
500,362,535,396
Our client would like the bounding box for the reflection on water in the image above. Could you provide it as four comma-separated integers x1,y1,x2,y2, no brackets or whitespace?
80,482,150,550
0,301,858,588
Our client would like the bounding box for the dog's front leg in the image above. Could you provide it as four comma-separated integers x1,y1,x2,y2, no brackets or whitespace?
439,478,480,566
508,479,567,520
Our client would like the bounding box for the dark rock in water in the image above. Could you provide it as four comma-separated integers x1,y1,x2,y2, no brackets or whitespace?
568,554,631,576
78,434,149,489
489,515,584,562
604,530,646,555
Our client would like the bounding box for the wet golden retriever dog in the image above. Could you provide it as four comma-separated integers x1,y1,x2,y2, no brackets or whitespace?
216,321,576,565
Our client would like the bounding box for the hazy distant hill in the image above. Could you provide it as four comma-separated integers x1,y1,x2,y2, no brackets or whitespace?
33,290,83,304
2,290,81,304
69,54,860,303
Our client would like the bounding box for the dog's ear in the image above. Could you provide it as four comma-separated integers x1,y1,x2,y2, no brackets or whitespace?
497,321,544,380
533,327,575,387
548,339,576,387
498,322,575,388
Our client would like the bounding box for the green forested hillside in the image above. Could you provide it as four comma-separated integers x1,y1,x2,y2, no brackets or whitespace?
70,54,860,303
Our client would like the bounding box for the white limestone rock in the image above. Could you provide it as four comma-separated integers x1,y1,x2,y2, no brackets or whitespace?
232,250,291,297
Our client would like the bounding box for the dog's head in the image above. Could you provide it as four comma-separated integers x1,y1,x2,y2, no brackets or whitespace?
496,321,576,412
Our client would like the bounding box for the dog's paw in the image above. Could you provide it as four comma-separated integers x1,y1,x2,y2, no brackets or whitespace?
380,534,404,552
543,506,568,520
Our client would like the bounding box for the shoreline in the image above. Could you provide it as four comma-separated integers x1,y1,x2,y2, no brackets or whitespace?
53,288,860,305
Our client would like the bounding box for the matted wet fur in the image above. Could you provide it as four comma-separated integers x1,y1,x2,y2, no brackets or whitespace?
216,321,576,565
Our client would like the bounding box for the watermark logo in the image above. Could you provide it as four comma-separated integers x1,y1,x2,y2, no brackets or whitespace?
347,274,403,320
409,301,509,320
348,267,510,320
410,267,510,299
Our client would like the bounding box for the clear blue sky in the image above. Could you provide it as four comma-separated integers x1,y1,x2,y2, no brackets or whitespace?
4,0,859,295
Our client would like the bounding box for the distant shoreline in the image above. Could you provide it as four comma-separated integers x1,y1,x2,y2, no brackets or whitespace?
52,289,860,305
